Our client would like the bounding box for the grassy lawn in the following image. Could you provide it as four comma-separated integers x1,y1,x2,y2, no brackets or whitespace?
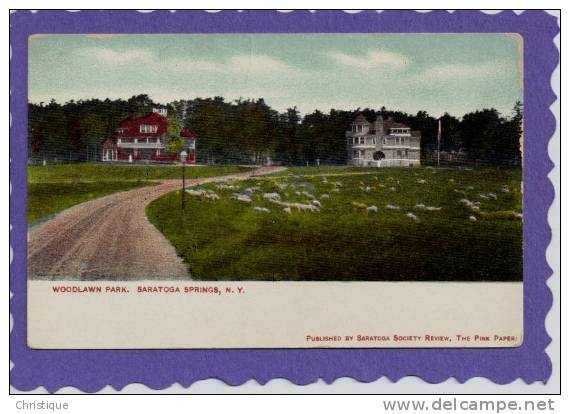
267,165,379,177
28,163,252,223
147,166,523,282
28,181,154,223
29,163,252,183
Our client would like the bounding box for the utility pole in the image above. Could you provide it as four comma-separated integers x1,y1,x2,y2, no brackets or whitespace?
180,150,188,210
437,118,442,168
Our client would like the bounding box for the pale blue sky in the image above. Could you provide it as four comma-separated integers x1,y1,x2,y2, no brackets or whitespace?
28,34,523,117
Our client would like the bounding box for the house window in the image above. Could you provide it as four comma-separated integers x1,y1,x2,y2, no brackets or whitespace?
357,125,362,132
360,137,365,145
383,137,386,145
372,137,376,145
397,150,402,157
353,151,359,159
140,124,158,133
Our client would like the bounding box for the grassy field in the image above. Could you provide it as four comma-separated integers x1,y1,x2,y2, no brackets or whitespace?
267,165,379,177
28,181,154,223
147,166,523,282
29,163,252,183
28,163,252,223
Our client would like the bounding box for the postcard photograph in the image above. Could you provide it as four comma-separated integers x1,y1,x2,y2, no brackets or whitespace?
26,33,524,349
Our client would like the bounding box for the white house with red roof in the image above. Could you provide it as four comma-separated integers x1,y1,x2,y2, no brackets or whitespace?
346,114,421,167
102,108,197,163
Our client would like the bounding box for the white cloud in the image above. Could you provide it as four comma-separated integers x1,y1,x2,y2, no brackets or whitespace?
228,54,293,74
167,57,224,73
77,47,155,65
76,47,296,75
327,50,410,70
413,62,511,82
169,54,295,75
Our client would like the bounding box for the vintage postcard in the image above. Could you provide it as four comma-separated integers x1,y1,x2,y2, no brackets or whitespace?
25,32,524,349
10,10,558,391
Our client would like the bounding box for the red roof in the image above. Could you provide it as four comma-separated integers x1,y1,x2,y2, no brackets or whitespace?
115,112,168,138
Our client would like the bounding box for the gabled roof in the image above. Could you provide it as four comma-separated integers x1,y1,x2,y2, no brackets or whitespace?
115,112,168,138
102,137,116,148
353,113,371,124
383,119,410,130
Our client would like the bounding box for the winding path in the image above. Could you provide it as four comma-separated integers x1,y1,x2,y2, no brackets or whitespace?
28,166,284,280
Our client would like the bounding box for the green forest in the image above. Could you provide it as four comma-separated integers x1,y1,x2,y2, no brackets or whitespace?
28,94,522,166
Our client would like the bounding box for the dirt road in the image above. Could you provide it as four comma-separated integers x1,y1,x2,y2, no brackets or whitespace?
28,166,284,280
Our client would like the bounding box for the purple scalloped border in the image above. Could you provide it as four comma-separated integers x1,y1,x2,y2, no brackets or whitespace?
9,10,558,393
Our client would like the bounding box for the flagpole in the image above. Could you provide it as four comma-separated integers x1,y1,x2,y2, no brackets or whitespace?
437,118,441,168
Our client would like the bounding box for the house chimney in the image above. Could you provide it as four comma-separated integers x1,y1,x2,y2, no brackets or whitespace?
153,108,168,117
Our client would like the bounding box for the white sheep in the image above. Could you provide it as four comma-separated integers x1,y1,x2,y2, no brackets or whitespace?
469,215,477,221
186,189,206,196
302,191,316,199
406,212,419,222
425,206,441,211
460,198,480,211
331,188,340,193
320,194,330,199
263,192,281,201
254,206,270,213
367,205,378,213
312,200,322,208
244,186,261,194
466,185,474,191
294,203,320,212
414,203,426,210
234,194,252,203
389,187,396,192
271,199,320,213
216,183,236,190
479,194,490,200
386,204,400,210
205,192,220,201
417,179,427,184
501,186,510,193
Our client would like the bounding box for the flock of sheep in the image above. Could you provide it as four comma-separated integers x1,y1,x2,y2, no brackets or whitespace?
184,173,521,224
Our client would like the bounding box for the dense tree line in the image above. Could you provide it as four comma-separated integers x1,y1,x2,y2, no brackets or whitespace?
28,94,522,166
